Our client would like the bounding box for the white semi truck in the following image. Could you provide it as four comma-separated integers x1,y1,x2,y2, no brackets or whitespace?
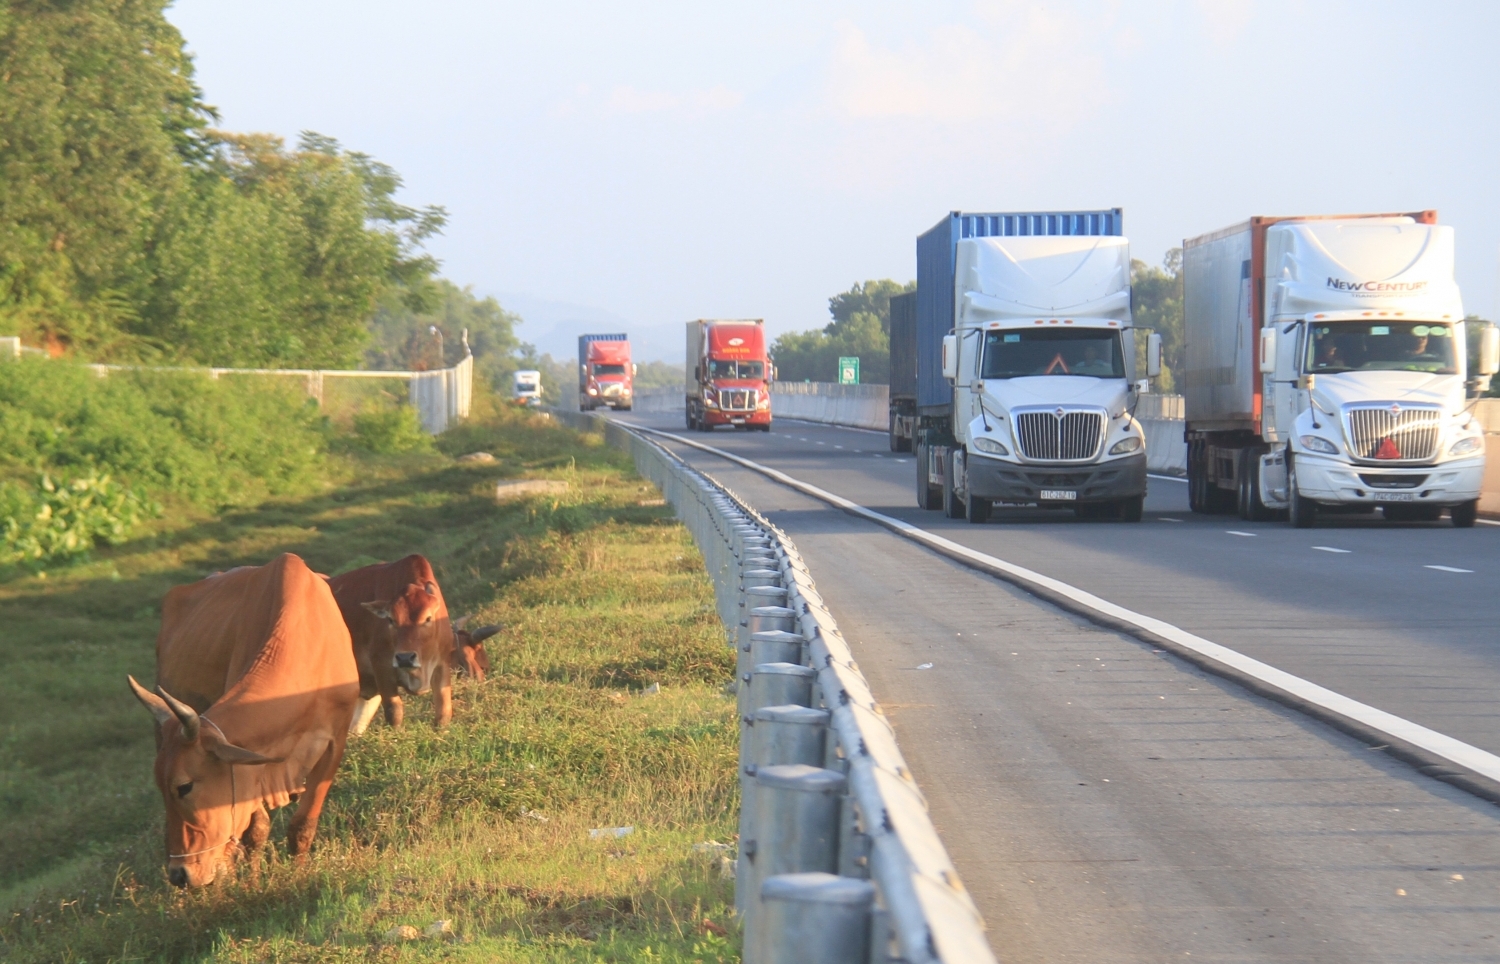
1183,211,1499,527
913,210,1159,523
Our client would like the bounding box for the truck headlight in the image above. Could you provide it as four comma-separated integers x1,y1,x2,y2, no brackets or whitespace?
1449,436,1484,456
1299,435,1339,455
703,390,718,409
587,387,598,395
971,436,1008,456
1108,436,1142,455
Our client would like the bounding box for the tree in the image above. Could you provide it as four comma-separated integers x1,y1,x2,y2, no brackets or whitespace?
367,280,521,386
1131,249,1183,393
771,279,914,384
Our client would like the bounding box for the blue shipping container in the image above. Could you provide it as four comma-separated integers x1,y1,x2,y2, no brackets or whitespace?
914,209,1123,411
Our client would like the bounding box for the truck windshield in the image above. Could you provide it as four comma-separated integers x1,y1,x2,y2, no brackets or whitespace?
981,329,1125,379
592,364,627,376
710,360,764,379
1306,322,1456,375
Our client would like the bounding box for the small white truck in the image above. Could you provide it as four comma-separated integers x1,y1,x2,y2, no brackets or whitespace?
1183,211,1498,527
914,210,1157,523
512,369,542,407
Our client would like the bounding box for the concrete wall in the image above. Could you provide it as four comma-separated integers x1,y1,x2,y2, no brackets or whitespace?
631,386,682,413
770,382,888,431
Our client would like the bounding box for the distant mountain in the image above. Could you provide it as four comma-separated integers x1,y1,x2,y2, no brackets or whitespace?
495,292,681,363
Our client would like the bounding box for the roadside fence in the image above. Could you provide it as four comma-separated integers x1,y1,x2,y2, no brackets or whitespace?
0,336,474,435
550,407,996,964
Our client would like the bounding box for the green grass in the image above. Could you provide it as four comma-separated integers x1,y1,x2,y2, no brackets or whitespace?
0,394,739,962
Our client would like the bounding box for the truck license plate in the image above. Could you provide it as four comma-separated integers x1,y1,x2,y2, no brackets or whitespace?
1374,492,1415,502
1040,490,1077,501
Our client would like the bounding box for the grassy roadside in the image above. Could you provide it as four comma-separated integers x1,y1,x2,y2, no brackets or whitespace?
0,397,740,962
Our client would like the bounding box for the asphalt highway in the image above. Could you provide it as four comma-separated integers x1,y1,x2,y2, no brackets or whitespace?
617,409,1500,962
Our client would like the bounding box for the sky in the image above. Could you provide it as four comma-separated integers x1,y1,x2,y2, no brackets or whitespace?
168,0,1500,362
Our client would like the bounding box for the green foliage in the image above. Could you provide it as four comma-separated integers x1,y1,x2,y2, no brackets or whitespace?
0,358,328,510
367,279,522,387
771,279,914,384
1131,249,1184,393
350,404,433,454
634,359,685,389
0,3,443,367
0,471,157,567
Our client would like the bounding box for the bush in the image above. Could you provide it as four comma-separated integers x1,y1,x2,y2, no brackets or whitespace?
0,472,157,567
350,403,432,454
0,359,329,509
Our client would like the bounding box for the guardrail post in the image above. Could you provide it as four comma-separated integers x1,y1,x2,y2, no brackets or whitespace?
738,703,831,915
759,873,875,964
742,765,847,964
748,661,816,714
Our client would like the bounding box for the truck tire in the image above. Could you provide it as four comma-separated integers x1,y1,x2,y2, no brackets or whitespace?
942,450,966,519
1237,449,1275,522
965,489,991,524
1188,440,1207,513
915,444,942,510
1452,500,1479,528
1117,495,1144,522
1287,455,1318,528
686,408,696,430
889,415,911,453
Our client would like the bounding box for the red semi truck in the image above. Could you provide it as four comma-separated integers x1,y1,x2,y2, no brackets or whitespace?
577,334,634,411
685,319,772,431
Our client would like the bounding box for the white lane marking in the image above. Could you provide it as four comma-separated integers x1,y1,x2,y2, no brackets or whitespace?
798,437,808,441
1226,530,1255,537
639,427,1500,789
834,445,844,449
1149,474,1188,482
816,441,827,445
873,454,885,458
894,459,910,464
1425,565,1474,573
1479,519,1500,527
1160,517,1184,522
774,416,886,436
1313,546,1352,554
853,449,863,453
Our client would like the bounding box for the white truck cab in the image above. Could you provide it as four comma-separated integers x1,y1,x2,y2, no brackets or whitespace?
935,233,1154,522
1185,213,1498,527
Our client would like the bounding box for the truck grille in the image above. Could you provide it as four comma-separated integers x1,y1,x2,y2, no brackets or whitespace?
1344,405,1442,463
719,389,754,412
1013,409,1105,462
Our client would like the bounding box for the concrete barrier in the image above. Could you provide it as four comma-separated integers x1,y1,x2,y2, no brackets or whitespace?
770,383,889,431
632,386,681,414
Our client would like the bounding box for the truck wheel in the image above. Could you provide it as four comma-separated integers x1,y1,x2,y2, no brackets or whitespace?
965,490,991,524
1238,449,1274,522
1287,456,1318,528
686,409,696,430
942,451,966,519
619,403,633,412
1452,500,1479,528
915,444,940,510
889,416,911,453
1118,495,1144,522
1188,440,1206,513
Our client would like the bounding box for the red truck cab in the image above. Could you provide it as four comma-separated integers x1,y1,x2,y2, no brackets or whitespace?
578,335,634,411
686,319,772,431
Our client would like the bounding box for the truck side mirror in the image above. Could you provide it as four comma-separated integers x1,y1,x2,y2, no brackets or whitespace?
941,334,958,380
632,363,638,376
1480,325,1500,377
1258,328,1276,374
1147,333,1163,379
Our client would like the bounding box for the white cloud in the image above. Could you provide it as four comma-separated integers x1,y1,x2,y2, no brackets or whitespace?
823,5,1120,126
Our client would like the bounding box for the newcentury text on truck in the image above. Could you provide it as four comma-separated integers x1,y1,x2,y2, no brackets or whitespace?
904,209,1159,523
1182,210,1500,528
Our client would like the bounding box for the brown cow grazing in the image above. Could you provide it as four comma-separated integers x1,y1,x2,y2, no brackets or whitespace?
127,553,359,888
327,555,456,731
450,614,503,681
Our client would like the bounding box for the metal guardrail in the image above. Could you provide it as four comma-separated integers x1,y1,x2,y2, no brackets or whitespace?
550,408,995,964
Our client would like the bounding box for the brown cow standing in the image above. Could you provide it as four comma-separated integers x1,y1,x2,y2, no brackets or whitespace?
327,555,456,731
128,553,359,888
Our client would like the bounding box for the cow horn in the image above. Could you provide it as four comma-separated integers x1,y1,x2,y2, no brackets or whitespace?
468,624,503,643
452,613,473,631
128,675,175,726
155,685,200,743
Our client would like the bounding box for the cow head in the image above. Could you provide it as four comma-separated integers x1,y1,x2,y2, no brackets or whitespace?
451,614,502,681
128,676,281,888
361,580,451,694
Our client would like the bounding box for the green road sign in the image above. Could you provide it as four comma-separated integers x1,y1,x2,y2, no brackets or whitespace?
838,356,859,385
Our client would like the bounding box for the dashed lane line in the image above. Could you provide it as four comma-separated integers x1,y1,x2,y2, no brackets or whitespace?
1226,530,1256,537
1426,565,1475,573
632,425,1500,804
1313,546,1352,554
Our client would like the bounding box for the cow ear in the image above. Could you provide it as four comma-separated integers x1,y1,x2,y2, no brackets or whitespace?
206,737,283,765
452,613,472,631
361,600,393,621
424,581,437,596
128,675,175,726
